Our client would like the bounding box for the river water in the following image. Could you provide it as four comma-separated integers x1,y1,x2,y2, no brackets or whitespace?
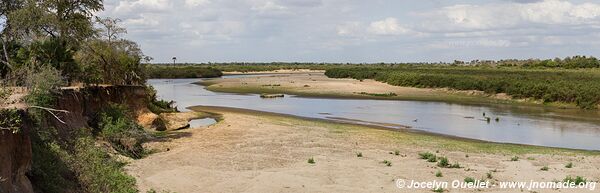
148,75,600,150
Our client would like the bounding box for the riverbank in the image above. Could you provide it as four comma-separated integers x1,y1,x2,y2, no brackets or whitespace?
126,106,599,193
200,72,579,109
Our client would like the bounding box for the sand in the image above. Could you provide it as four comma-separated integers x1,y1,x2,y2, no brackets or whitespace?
126,107,600,193
205,72,442,99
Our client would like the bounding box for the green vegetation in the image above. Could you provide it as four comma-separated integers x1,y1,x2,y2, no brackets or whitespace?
97,104,148,159
308,157,315,164
432,187,445,193
510,156,519,161
0,108,22,133
437,157,449,167
563,176,587,184
464,177,476,183
0,1,158,192
146,65,223,79
541,166,549,171
356,152,363,157
326,65,600,109
435,171,443,177
381,160,392,167
427,155,438,162
486,172,493,179
565,162,574,168
419,152,435,160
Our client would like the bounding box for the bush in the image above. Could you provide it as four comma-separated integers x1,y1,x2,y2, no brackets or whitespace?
98,104,148,158
565,162,574,168
69,137,137,193
325,66,600,109
146,65,223,78
419,152,435,160
563,176,586,184
437,157,449,167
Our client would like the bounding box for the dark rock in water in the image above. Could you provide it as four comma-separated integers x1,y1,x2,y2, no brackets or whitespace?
260,94,284,98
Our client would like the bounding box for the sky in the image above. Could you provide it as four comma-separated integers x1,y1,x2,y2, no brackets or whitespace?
100,0,600,63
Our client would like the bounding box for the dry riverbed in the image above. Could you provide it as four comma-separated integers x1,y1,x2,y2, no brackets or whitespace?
127,106,599,193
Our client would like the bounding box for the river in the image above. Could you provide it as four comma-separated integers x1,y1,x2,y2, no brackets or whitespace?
148,75,600,150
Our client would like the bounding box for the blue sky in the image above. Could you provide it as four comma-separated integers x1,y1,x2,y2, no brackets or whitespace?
100,0,600,63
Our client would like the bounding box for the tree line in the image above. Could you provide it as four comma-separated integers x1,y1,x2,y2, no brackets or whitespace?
1,0,150,87
325,66,600,109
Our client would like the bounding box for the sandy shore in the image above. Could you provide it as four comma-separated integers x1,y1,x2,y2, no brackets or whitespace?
201,72,548,107
126,106,599,193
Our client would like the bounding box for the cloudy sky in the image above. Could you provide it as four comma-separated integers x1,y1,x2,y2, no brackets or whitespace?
100,0,600,63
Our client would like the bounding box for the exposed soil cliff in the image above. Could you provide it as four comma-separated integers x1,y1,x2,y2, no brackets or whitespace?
1,85,163,193
0,110,34,193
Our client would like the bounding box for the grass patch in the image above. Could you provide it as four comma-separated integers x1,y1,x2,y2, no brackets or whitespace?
464,177,476,183
563,176,587,184
565,162,574,168
435,171,443,177
510,156,519,161
437,157,449,167
419,152,435,160
381,160,392,167
432,187,445,193
427,155,438,162
541,166,549,171
308,157,315,164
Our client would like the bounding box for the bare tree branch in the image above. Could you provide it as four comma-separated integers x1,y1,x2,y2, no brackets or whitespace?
29,105,70,124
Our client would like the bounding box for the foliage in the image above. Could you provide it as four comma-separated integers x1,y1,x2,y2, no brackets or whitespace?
326,66,600,109
98,103,148,159
419,152,435,160
22,65,64,107
563,176,586,184
76,39,148,85
437,157,449,168
0,108,22,132
565,162,573,168
30,125,138,193
69,137,138,193
146,85,177,114
308,157,315,164
146,65,223,79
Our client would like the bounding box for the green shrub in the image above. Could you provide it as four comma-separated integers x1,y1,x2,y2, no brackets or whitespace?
540,166,549,171
464,177,476,183
356,152,363,157
563,176,586,184
98,104,148,158
437,157,449,167
427,155,438,162
69,137,137,193
0,109,22,133
325,66,600,109
565,162,574,168
381,160,392,166
308,157,315,164
419,152,435,160
435,171,443,177
510,156,519,161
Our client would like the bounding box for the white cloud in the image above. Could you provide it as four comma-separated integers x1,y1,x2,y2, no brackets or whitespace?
251,0,287,13
114,0,171,14
185,0,210,7
367,17,410,35
422,0,600,32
